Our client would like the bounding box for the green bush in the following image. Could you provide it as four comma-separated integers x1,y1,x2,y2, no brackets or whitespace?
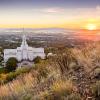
6,57,18,72
0,67,33,84
0,67,6,74
33,56,42,64
6,72,17,82
15,67,31,75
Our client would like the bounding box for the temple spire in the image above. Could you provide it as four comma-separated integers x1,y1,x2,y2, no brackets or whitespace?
21,28,28,47
22,35,27,45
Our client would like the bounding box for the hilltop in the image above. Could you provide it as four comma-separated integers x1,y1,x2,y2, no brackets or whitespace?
0,42,99,100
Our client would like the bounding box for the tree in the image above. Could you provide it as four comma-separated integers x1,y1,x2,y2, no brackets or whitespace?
6,57,18,72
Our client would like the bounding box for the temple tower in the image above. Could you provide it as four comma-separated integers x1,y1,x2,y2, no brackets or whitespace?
21,35,28,60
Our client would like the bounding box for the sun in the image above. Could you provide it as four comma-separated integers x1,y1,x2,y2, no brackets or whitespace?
86,24,97,30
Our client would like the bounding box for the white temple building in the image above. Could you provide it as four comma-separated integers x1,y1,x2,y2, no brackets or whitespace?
4,35,45,62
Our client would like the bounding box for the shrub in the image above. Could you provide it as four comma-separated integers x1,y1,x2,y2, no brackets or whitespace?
33,56,42,64
55,49,77,74
0,73,7,84
0,67,33,84
6,57,18,72
21,93,32,100
51,79,73,99
6,72,17,82
66,93,81,100
16,67,31,75
92,81,100,99
38,66,48,78
0,67,6,74
34,64,49,82
92,68,100,79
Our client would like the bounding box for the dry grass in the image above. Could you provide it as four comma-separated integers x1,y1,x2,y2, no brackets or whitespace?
72,42,100,72
51,79,74,96
0,42,99,100
0,73,37,99
0,60,59,100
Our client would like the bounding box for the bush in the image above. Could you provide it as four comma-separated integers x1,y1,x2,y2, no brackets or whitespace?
6,57,18,72
66,93,81,100
51,79,73,99
33,56,42,64
0,67,6,74
0,67,33,84
15,67,32,75
55,49,77,74
92,68,100,79
34,64,49,82
92,81,100,99
0,73,7,84
6,72,17,82
38,66,48,79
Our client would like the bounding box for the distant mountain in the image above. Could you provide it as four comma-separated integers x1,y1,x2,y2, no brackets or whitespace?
0,28,76,35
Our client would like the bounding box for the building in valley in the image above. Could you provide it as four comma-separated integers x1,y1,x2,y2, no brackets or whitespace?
4,35,45,62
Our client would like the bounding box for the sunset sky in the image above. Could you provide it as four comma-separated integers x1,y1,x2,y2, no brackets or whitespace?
0,0,100,29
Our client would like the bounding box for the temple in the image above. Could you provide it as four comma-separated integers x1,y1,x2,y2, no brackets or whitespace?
4,35,45,62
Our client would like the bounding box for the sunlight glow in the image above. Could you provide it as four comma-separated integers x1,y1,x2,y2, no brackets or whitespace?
86,24,97,30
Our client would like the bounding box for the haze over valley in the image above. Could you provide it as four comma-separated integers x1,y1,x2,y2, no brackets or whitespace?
0,28,99,49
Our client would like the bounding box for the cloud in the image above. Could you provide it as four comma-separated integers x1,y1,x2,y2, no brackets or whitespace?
96,5,100,10
42,7,65,13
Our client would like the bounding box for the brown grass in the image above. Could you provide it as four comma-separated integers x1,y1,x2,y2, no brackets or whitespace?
0,42,99,100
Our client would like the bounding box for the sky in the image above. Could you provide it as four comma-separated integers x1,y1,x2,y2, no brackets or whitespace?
0,0,100,29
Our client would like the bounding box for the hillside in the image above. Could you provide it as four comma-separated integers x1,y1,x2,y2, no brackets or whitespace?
0,42,100,100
